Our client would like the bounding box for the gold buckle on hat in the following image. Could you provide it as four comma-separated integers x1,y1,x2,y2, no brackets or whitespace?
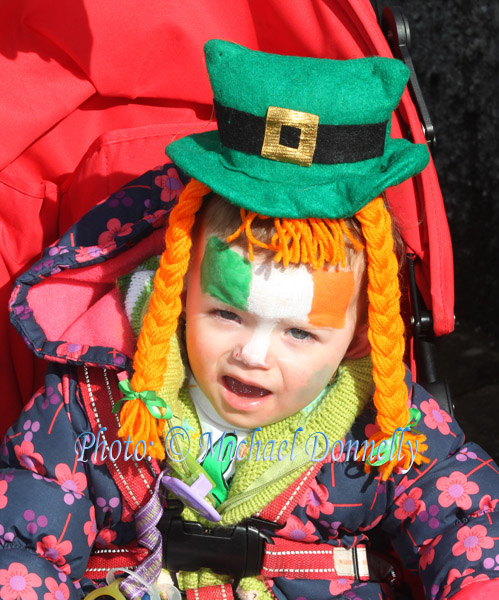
261,106,319,167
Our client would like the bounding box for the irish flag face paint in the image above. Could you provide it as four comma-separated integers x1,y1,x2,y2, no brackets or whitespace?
201,236,355,329
185,234,362,430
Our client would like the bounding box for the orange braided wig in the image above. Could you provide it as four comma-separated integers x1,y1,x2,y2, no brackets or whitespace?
118,182,427,477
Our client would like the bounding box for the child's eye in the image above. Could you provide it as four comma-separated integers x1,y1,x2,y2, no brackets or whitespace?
288,328,314,341
215,309,240,322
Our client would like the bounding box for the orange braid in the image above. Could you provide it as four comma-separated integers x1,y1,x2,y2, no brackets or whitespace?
118,179,210,458
357,196,428,479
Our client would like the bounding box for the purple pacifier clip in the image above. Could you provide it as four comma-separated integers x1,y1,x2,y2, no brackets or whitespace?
118,458,221,598
119,470,169,599
162,473,221,522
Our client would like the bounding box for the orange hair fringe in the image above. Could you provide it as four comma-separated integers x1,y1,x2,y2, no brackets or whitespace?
226,209,364,270
118,179,210,459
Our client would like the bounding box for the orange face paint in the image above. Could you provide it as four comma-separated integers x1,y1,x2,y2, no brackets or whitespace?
309,270,355,329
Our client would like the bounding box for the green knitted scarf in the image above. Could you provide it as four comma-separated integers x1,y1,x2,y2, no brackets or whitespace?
163,356,373,595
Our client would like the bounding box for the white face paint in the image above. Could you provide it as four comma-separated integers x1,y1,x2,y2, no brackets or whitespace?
238,262,315,367
239,321,274,367
247,261,314,321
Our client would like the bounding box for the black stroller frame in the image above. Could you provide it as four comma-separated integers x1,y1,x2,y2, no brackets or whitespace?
373,2,454,417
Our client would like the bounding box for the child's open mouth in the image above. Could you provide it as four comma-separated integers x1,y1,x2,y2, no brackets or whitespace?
223,376,271,398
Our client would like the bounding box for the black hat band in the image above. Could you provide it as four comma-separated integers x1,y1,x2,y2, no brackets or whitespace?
214,101,387,167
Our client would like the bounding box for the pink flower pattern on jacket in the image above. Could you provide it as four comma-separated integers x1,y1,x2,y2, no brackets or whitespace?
477,494,499,518
276,515,318,543
394,487,426,523
436,471,479,510
0,482,7,510
441,568,475,599
35,536,72,575
298,480,334,519
419,535,443,570
83,506,97,547
74,246,105,263
13,442,46,476
55,343,90,363
97,218,133,252
420,398,452,435
154,168,184,203
452,524,494,561
329,577,352,595
54,464,87,505
461,572,490,587
0,563,42,600
43,578,70,600
94,528,117,549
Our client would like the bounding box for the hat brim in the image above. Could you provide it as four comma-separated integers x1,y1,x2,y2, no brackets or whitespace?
166,131,429,219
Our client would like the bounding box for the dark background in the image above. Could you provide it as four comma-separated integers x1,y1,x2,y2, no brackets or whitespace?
377,1,499,459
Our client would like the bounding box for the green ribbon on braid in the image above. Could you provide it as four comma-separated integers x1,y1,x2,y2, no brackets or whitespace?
367,407,422,467
112,378,173,420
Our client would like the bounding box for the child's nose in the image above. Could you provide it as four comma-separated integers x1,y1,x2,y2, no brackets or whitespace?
234,325,273,368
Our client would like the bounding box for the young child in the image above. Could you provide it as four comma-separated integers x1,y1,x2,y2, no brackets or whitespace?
2,40,499,600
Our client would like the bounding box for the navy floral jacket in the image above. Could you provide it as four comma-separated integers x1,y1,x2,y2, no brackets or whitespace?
2,165,499,600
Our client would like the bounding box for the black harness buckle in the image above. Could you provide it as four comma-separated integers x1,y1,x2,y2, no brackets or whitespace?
158,502,275,580
157,503,402,591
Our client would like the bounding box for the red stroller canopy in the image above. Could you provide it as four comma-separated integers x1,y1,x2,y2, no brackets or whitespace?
0,0,453,436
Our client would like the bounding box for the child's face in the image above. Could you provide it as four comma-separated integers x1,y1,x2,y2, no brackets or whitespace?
184,228,364,429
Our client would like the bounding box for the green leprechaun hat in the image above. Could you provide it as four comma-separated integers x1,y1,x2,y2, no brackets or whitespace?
166,39,429,219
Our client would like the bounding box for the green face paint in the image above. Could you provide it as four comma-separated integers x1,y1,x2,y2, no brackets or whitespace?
200,236,252,310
